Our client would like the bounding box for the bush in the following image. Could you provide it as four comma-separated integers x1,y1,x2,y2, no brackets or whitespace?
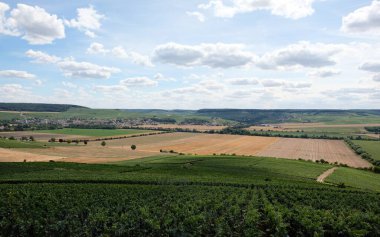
131,144,137,150
101,141,106,146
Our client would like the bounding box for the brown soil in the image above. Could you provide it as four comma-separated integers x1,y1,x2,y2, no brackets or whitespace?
317,167,338,182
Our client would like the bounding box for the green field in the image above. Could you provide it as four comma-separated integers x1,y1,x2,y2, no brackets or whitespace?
0,138,75,148
0,156,379,236
352,140,380,161
326,167,380,192
37,128,154,137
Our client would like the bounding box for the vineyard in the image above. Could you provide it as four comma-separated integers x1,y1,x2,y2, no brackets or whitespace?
0,184,379,236
0,155,380,236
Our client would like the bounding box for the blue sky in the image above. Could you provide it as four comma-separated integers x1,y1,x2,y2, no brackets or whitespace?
0,0,380,109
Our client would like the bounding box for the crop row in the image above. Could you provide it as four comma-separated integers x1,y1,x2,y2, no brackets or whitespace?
0,184,379,236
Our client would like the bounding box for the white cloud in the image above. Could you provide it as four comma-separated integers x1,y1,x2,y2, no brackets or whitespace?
257,41,343,70
198,0,316,19
25,49,61,63
0,70,36,79
153,42,254,68
261,79,284,87
94,84,128,93
57,59,120,79
0,83,24,93
373,74,380,82
0,3,65,44
186,11,205,22
120,77,158,87
341,1,380,35
359,61,380,72
25,49,120,79
308,68,341,78
154,73,176,82
62,81,78,88
228,77,258,85
87,42,109,54
65,5,104,38
261,79,312,88
199,80,225,90
86,44,153,67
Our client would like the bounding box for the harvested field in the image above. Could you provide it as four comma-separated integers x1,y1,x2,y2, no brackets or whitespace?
276,123,380,129
0,148,63,162
138,124,227,131
256,138,371,168
0,132,369,167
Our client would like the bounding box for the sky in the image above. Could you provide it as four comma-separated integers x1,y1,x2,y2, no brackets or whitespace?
0,0,380,109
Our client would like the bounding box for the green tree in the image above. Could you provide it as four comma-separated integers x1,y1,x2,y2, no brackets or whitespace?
101,141,106,146
131,144,137,150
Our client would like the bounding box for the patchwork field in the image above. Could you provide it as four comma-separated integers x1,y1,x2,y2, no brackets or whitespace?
0,132,369,167
138,124,227,131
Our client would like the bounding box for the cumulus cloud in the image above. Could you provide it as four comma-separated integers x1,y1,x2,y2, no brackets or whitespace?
0,2,65,44
308,68,341,78
86,43,153,67
87,42,109,54
257,42,343,70
25,50,120,79
0,70,36,79
65,5,104,38
261,79,312,88
25,49,61,63
198,0,317,19
120,77,158,87
228,78,259,85
359,61,380,72
341,1,380,35
57,59,120,79
186,11,205,22
153,42,254,68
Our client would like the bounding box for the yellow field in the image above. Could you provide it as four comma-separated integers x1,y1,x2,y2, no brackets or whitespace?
138,124,227,131
0,132,370,167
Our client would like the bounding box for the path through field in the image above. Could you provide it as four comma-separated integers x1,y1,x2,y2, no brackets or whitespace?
317,167,337,183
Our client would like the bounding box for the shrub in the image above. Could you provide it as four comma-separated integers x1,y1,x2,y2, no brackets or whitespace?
131,144,137,150
101,141,106,146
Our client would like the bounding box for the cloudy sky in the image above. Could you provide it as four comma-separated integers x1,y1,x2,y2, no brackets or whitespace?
0,0,380,109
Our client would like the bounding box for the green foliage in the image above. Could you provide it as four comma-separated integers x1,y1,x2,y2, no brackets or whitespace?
101,141,106,146
131,144,136,150
0,138,47,148
352,140,380,162
0,156,379,236
0,102,86,112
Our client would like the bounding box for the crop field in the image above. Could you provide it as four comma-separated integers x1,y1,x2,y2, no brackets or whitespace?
256,138,371,168
37,128,153,137
0,157,379,236
352,140,380,161
138,124,227,131
0,132,369,167
246,123,380,138
0,131,89,141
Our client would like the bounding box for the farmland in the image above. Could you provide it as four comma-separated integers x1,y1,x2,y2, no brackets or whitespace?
352,140,380,161
37,128,153,137
0,132,370,167
0,157,379,236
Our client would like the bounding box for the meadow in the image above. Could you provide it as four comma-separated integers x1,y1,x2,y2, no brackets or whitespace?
352,140,380,161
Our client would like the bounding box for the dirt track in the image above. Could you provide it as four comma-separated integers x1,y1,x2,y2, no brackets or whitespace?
317,167,337,182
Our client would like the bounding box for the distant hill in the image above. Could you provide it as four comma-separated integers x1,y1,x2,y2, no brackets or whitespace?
0,103,87,112
197,109,380,124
